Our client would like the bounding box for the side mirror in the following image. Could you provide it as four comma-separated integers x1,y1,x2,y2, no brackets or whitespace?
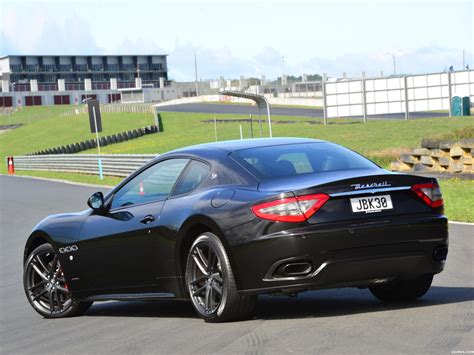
87,192,105,211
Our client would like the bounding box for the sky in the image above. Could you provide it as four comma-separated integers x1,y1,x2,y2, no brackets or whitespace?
1,0,472,81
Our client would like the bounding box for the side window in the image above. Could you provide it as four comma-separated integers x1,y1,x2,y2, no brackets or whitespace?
111,159,189,209
172,160,210,196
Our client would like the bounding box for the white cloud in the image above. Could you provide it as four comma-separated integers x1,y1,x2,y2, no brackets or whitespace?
2,3,471,81
166,44,472,81
1,5,102,54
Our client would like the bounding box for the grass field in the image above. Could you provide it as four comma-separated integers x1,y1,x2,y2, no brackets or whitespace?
1,105,473,221
0,106,156,173
14,170,122,187
439,178,474,222
84,111,474,168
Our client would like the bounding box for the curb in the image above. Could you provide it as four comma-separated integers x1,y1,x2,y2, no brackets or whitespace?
0,174,114,189
449,221,474,226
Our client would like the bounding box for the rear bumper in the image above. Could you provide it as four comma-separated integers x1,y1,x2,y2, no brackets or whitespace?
229,214,448,295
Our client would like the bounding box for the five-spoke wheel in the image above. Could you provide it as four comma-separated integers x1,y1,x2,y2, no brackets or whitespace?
185,233,256,322
24,243,92,318
188,240,224,315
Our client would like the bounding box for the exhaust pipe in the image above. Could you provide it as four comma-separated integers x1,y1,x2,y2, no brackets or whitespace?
278,262,312,277
433,246,448,262
265,259,314,280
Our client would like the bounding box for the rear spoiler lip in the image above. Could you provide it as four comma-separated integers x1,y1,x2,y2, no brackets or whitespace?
329,186,411,198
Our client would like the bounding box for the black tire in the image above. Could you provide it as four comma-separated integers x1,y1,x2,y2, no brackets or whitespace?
185,233,256,322
369,274,433,302
23,243,93,318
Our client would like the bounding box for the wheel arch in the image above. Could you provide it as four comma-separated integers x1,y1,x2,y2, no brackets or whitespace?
175,215,238,295
23,230,55,264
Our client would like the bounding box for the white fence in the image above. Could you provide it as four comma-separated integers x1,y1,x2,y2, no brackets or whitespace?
13,154,157,177
323,70,474,119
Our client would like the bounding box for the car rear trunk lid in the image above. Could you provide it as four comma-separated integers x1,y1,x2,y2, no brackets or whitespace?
258,169,439,224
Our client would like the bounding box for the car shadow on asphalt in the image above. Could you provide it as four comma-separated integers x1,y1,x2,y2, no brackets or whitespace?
84,286,473,320
253,286,474,320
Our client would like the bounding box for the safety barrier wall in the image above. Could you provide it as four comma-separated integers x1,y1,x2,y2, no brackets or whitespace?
13,154,157,177
154,95,323,108
390,139,473,174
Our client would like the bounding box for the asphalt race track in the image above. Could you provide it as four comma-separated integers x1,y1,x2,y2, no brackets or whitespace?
1,175,473,354
156,103,447,120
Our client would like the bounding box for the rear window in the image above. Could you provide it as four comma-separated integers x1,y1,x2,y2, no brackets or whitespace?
231,142,377,178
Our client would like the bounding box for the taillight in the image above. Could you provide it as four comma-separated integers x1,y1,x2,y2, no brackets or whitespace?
251,194,330,222
411,182,443,208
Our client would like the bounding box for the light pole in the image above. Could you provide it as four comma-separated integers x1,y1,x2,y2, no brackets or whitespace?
281,56,285,84
462,48,465,69
194,50,199,96
386,52,397,75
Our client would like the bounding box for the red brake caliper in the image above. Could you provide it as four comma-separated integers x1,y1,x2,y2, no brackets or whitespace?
60,268,69,291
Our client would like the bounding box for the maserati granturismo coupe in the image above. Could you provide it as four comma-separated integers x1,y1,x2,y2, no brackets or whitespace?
23,138,448,322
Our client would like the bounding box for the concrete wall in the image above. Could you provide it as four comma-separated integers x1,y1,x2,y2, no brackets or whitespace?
0,57,11,76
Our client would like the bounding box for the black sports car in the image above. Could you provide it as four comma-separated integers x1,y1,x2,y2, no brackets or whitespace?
23,138,448,322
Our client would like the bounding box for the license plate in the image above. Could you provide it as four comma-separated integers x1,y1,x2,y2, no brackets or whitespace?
350,195,393,213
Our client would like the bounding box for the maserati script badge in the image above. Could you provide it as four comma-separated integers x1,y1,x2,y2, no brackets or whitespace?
351,181,391,190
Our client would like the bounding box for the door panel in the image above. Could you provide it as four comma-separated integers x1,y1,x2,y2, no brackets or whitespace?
74,158,190,294
76,201,164,293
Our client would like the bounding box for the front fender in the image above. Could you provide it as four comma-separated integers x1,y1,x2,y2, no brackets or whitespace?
23,230,55,263
24,210,90,262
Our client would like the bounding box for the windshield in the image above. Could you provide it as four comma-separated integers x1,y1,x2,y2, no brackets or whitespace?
231,142,378,179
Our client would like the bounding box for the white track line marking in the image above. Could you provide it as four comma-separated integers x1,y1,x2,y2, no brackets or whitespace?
0,174,113,189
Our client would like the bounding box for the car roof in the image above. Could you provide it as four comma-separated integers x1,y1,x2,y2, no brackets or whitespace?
169,137,326,154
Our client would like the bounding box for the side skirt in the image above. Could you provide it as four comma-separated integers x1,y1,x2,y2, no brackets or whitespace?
86,292,176,302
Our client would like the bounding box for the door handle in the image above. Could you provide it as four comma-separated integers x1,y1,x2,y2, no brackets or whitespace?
140,215,155,225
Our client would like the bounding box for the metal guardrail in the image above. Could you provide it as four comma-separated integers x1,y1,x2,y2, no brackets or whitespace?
13,154,158,177
61,104,156,116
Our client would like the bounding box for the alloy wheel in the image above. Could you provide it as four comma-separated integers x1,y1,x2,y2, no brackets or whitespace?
25,249,72,315
187,242,224,315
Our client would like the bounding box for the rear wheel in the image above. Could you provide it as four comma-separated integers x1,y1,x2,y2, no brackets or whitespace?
369,274,433,302
24,243,92,318
185,233,256,322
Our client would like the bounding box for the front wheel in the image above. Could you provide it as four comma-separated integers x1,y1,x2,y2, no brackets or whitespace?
369,274,433,302
24,243,92,318
185,233,256,322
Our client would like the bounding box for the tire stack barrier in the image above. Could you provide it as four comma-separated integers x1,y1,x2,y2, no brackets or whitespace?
27,125,159,156
13,154,158,177
391,138,474,174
